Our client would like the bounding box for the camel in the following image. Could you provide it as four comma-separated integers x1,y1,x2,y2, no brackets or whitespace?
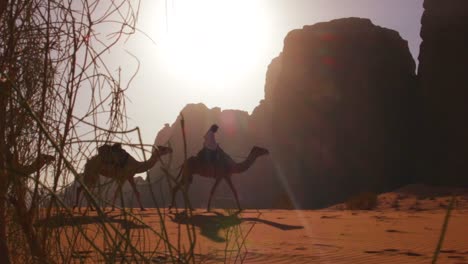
8,154,55,177
7,154,55,199
5,154,55,262
73,145,172,211
169,146,269,212
5,153,55,199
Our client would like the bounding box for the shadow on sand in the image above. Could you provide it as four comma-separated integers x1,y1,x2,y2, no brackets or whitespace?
169,210,303,242
35,212,148,230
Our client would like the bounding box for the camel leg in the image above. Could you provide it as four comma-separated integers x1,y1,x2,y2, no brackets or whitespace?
207,177,222,212
111,184,122,211
128,177,145,211
87,190,96,211
225,177,242,211
75,186,92,212
74,186,82,211
181,183,195,211
168,183,180,210
169,175,189,210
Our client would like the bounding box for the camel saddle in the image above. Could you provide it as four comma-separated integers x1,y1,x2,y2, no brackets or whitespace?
196,147,229,170
98,143,129,168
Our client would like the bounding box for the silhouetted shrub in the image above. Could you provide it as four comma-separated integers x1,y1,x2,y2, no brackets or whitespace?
345,192,378,210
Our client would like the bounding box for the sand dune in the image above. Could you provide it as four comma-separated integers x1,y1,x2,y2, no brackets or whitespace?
43,185,468,263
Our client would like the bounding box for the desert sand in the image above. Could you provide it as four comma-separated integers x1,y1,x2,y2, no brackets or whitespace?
44,185,468,263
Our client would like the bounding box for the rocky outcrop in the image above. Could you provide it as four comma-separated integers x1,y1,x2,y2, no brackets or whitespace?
269,18,417,208
417,0,468,185
249,56,282,146
147,103,281,209
63,5,468,209
146,18,419,209
67,18,421,210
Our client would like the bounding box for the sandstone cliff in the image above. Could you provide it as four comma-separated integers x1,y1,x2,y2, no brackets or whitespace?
69,12,468,209
417,0,468,185
149,18,418,209
268,18,417,208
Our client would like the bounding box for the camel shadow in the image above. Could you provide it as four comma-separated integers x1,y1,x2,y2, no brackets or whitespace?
35,213,148,230
169,211,303,242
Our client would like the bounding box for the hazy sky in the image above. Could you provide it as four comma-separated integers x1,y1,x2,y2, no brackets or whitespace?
103,0,424,146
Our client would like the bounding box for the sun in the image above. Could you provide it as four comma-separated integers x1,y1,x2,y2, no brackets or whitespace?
158,1,271,87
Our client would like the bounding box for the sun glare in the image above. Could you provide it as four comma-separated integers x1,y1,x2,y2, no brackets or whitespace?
158,1,270,87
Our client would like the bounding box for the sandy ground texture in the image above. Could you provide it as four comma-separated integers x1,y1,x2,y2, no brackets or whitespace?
38,185,468,263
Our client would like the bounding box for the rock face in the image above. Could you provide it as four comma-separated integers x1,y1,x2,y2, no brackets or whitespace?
147,18,419,209
269,18,417,208
70,18,421,210
417,0,468,185
66,6,468,209
148,103,281,209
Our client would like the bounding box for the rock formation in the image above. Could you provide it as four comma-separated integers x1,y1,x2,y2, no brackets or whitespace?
147,18,419,209
148,103,281,209
71,9,468,209
269,18,417,208
417,0,468,185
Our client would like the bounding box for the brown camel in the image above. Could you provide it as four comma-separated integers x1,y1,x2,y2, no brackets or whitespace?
73,145,172,211
7,154,55,201
9,154,55,176
5,154,55,262
6,153,55,201
169,146,269,212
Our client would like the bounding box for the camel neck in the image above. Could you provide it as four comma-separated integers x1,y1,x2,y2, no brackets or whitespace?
15,158,47,176
231,152,257,174
134,150,160,174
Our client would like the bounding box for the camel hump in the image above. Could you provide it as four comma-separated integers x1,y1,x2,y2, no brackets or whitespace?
196,147,232,169
98,143,129,167
219,149,235,164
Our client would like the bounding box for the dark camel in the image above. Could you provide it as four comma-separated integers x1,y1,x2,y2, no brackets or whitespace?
73,145,172,211
9,154,55,176
5,154,55,262
169,146,269,212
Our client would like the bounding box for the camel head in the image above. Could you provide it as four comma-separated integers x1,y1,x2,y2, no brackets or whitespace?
251,146,269,158
155,145,173,156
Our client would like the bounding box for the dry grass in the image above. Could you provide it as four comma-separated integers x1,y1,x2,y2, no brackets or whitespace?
0,1,459,263
0,1,253,263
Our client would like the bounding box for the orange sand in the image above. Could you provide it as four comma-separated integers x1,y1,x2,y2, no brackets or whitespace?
46,188,468,263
